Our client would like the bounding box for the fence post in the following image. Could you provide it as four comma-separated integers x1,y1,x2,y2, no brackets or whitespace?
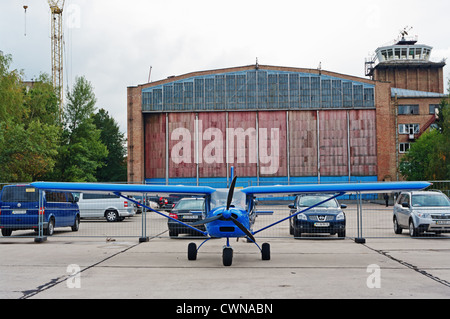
34,189,47,243
354,191,366,244
139,193,149,243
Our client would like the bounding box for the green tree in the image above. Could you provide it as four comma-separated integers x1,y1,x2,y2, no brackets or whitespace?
0,54,25,123
52,76,108,182
0,54,61,182
92,108,127,182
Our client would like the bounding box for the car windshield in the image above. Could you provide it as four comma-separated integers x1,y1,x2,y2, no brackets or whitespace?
1,186,39,202
411,194,450,207
174,199,205,211
298,195,338,208
210,189,246,210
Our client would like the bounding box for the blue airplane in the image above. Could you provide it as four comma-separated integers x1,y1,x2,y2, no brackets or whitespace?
31,178,430,266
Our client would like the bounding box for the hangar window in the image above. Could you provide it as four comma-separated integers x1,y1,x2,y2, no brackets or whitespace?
321,79,332,107
332,80,342,108
174,83,183,109
268,74,278,107
226,74,236,109
215,75,225,109
364,88,375,107
279,74,289,108
289,74,299,108
194,79,204,110
205,78,215,110
258,71,268,109
153,89,162,111
236,75,246,108
184,82,193,110
141,70,375,112
310,77,320,108
300,76,310,108
353,85,363,107
343,82,353,107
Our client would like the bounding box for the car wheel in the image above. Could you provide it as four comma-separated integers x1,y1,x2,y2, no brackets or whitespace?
72,215,80,231
105,210,119,222
169,228,178,237
1,229,13,237
337,229,346,238
409,219,418,237
293,227,302,238
44,218,55,236
188,242,197,260
393,217,402,234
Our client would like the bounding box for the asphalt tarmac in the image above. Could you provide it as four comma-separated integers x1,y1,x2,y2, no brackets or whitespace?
1,235,449,299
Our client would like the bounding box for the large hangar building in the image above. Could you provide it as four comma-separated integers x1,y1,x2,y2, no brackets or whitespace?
127,36,446,186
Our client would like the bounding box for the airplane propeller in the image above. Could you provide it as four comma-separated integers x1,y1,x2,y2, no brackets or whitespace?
191,176,255,242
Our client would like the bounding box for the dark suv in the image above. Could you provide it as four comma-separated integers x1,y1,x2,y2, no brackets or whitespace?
289,194,346,238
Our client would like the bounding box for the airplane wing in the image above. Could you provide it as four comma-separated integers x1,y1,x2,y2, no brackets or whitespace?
30,182,216,196
31,182,216,237
241,181,431,235
241,181,431,197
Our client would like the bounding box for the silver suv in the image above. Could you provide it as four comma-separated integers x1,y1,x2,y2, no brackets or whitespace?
393,190,450,237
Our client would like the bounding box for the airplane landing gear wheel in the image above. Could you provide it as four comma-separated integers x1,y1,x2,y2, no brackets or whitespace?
188,243,197,260
261,243,270,260
223,247,233,266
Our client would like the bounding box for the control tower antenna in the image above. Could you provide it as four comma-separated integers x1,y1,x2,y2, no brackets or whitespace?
23,5,28,36
400,26,413,39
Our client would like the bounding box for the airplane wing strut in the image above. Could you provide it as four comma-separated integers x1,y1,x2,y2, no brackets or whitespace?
252,192,345,235
114,192,209,237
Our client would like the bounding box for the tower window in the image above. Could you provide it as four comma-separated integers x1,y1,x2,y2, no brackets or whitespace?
398,105,419,115
399,143,411,153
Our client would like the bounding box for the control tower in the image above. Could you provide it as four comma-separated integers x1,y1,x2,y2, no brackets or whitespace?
365,28,445,93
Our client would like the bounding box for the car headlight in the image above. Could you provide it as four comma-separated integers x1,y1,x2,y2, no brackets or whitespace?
336,212,345,220
415,212,430,218
297,213,307,221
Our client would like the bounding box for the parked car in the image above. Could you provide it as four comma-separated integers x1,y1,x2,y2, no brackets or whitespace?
132,195,159,214
168,197,206,237
147,195,171,210
289,194,346,237
393,190,450,237
74,192,135,222
0,185,80,236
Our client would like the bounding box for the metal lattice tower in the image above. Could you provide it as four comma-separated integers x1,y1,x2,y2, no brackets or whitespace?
48,0,65,117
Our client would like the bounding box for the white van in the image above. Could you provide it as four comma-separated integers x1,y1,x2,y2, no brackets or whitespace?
74,193,136,222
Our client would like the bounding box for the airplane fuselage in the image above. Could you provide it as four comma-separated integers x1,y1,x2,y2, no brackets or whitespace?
205,206,252,238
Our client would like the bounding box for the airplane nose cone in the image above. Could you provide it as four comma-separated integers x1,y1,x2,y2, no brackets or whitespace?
222,209,232,220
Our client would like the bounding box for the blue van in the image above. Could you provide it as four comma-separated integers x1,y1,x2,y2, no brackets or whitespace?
0,185,80,237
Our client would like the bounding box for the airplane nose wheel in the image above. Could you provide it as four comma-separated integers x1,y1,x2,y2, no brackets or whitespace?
188,242,197,260
223,247,233,266
261,243,270,260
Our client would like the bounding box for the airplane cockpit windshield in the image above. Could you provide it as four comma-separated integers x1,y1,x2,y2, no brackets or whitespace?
211,189,247,210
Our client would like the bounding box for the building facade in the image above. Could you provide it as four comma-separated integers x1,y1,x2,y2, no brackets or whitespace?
127,37,446,186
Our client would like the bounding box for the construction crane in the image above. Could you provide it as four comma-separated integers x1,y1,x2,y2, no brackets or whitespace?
48,0,65,117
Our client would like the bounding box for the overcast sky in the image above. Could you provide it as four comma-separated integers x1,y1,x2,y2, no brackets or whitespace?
1,0,449,135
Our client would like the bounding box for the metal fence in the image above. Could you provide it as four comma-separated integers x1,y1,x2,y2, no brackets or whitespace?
1,181,449,242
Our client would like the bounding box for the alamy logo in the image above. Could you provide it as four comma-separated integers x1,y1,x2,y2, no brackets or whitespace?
366,264,381,289
171,120,280,174
66,264,81,289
